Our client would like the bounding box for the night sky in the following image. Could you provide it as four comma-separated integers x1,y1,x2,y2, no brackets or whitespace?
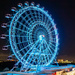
0,0,75,61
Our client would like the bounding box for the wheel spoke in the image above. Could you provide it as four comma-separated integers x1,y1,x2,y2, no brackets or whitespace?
37,40,44,65
17,20,30,30
13,26,31,33
7,34,29,38
17,42,33,53
44,40,53,55
16,40,28,45
20,40,39,62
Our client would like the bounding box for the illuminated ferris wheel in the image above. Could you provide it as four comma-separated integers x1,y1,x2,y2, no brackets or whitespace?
1,1,59,71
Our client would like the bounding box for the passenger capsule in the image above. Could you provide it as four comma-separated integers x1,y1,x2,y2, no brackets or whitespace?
11,7,17,11
24,1,29,6
0,34,6,39
18,3,23,7
7,56,12,60
1,23,7,28
46,10,48,13
31,2,35,6
54,25,57,29
42,7,44,10
36,4,40,7
2,45,8,50
5,14,11,18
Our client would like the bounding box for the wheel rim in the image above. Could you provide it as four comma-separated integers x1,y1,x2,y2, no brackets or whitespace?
9,6,59,68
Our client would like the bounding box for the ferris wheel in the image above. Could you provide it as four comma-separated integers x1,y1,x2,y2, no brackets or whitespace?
1,1,59,71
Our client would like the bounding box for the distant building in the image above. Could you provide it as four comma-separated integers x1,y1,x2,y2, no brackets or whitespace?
57,59,73,63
